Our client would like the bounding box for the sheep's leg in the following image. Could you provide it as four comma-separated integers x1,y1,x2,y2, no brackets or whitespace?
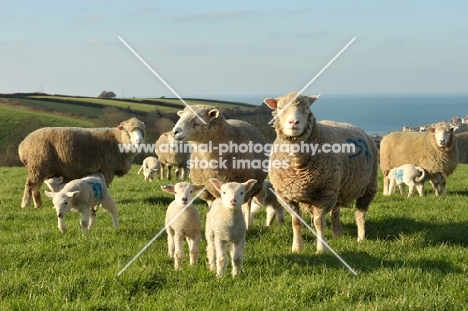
383,175,389,195
101,195,119,227
398,184,405,195
242,199,252,230
167,227,175,258
80,209,91,234
275,204,285,226
430,179,440,196
330,206,342,239
407,184,415,197
312,207,328,254
215,237,228,277
387,179,395,196
416,183,424,197
231,237,245,277
265,205,276,227
206,230,216,272
173,232,184,269
22,176,43,208
21,179,33,208
160,165,164,180
89,206,98,228
167,165,172,180
290,202,304,253
249,200,261,227
174,168,181,181
188,233,201,266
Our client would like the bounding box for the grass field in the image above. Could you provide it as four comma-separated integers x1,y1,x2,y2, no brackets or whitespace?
1,165,468,310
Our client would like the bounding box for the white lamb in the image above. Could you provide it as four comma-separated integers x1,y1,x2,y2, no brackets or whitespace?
161,182,204,270
137,156,161,182
44,173,106,193
386,164,427,197
205,178,257,278
44,176,118,234
250,180,285,227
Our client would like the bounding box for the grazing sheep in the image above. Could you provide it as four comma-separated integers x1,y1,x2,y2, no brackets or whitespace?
44,176,119,234
155,131,190,181
19,118,145,209
249,180,285,227
380,122,458,196
161,182,204,269
137,156,161,181
205,178,257,277
386,164,427,197
172,105,268,229
264,91,378,253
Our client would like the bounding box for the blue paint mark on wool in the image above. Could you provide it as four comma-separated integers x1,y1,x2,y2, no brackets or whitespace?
88,182,103,200
395,169,404,180
346,138,371,163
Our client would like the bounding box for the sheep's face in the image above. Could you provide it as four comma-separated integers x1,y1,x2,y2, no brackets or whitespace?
118,118,146,147
210,178,257,209
45,191,79,218
172,106,220,142
161,182,205,206
429,125,454,147
264,92,320,138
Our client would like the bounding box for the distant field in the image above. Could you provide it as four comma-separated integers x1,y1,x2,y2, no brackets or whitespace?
4,94,256,117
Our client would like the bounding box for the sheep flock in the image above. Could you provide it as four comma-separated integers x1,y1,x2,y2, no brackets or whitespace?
14,92,464,278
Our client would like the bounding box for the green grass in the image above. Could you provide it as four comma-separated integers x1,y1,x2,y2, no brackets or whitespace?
0,104,93,153
1,165,468,310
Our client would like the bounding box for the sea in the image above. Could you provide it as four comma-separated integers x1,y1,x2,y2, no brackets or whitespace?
204,93,468,136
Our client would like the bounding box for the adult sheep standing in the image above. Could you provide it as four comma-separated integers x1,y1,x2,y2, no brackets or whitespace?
155,131,190,181
264,91,378,253
19,117,145,209
172,105,268,229
380,122,458,196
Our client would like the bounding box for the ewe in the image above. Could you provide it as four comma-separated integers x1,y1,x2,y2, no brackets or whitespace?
19,118,145,208
380,122,458,196
172,105,267,229
44,176,118,234
161,182,204,269
264,91,378,253
205,178,257,278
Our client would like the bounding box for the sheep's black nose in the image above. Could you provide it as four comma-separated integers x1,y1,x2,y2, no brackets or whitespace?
57,213,63,218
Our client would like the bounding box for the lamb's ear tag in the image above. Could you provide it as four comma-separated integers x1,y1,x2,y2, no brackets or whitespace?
117,125,124,130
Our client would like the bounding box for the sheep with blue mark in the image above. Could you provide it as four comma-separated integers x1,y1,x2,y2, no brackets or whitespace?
44,175,118,234
264,91,378,254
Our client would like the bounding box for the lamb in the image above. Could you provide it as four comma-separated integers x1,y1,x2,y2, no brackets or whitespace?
205,178,257,277
19,117,145,209
380,122,458,196
137,156,161,181
155,131,190,180
161,182,204,270
44,176,119,234
44,173,107,193
264,91,378,253
386,164,427,197
172,105,268,229
249,180,285,227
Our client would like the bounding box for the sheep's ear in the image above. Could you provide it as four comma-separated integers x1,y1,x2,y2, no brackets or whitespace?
161,184,175,193
177,111,184,117
264,98,277,110
192,184,205,193
117,125,124,130
242,179,258,193
428,127,435,133
209,178,223,193
306,94,321,107
208,109,219,120
66,191,79,198
57,176,64,182
44,190,56,198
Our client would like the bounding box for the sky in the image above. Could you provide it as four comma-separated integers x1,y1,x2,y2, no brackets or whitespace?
1,0,467,99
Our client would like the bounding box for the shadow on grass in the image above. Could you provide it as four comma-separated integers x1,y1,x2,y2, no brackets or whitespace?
143,196,173,206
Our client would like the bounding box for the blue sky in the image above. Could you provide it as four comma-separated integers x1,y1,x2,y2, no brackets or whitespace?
1,0,467,98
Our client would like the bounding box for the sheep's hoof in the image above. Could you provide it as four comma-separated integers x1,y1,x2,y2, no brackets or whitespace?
357,237,365,242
